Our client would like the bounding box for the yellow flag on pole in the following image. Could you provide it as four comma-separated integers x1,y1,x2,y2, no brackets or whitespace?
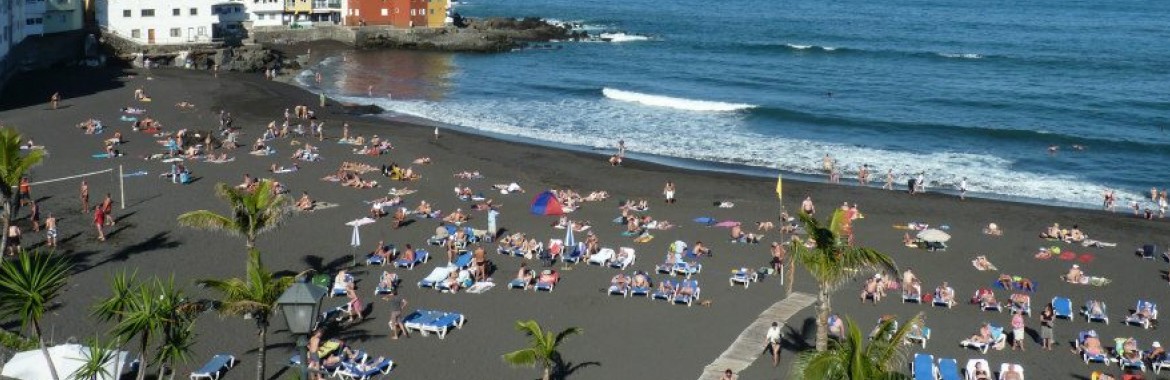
775,172,783,200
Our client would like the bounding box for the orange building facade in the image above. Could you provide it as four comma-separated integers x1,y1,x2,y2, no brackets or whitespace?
346,0,443,27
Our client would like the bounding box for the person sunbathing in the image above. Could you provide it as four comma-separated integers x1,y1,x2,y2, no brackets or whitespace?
1040,223,1061,239
1001,366,1022,380
443,270,463,292
1136,303,1155,321
997,274,1015,290
444,209,468,224
756,221,775,231
983,222,1003,236
372,241,394,261
968,323,993,344
971,361,991,380
538,269,557,284
935,282,955,304
979,290,999,309
1080,333,1103,356
1087,300,1105,317
1064,264,1084,283
631,272,649,288
611,273,629,289
296,192,315,211
730,225,746,242
514,263,534,288
971,255,996,271
1011,293,1030,310
657,280,675,294
675,281,696,298
1146,342,1166,363
413,157,432,165
399,245,416,264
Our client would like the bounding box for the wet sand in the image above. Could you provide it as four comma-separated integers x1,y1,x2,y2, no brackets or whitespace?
1,64,1168,380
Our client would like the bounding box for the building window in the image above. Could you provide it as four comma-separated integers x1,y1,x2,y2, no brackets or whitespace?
381,8,387,16
409,9,415,15
354,9,359,16
190,7,197,15
131,29,140,38
122,9,131,17
170,28,180,37
141,9,154,17
172,8,180,16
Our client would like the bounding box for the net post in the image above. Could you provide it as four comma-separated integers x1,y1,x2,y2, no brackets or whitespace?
118,165,125,210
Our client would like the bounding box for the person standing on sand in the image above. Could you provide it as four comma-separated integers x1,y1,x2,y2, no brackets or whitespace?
5,225,21,256
801,196,815,216
28,200,40,232
663,181,676,204
766,321,782,366
93,205,106,241
884,169,895,190
433,127,440,141
385,294,409,340
319,92,326,107
1039,303,1055,351
80,180,89,213
44,213,56,248
50,92,60,110
959,177,968,200
618,139,626,157
18,177,31,206
858,164,869,186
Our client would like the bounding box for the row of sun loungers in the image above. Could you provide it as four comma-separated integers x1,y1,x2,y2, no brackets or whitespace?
911,354,1021,380
1073,329,1170,373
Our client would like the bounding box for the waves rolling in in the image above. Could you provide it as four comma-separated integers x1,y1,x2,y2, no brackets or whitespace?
601,88,755,112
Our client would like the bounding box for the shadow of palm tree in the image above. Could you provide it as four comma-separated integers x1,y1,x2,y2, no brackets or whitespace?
301,254,353,275
100,232,180,265
781,317,816,351
552,358,601,380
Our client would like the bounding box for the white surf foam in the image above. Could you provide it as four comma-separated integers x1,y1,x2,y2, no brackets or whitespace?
322,90,1144,208
601,88,755,112
938,52,983,59
785,44,813,50
599,32,652,42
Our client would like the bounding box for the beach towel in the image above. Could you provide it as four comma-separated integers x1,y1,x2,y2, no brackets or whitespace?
693,217,715,225
122,170,148,178
120,116,138,122
466,282,495,294
1059,252,1076,261
161,157,184,163
92,153,117,159
273,168,296,173
634,235,654,243
1078,254,1095,264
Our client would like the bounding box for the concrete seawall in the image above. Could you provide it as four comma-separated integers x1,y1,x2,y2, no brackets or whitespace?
253,24,566,53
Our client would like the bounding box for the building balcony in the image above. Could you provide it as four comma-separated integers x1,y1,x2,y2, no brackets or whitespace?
46,0,77,11
311,0,342,10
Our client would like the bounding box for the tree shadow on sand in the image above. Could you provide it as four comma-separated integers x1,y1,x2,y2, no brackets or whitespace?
551,358,601,380
781,317,816,352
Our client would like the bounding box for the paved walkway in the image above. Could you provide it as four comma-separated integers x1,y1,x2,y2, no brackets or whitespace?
698,291,818,380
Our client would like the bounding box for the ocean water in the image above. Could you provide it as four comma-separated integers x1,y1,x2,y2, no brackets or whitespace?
301,0,1170,208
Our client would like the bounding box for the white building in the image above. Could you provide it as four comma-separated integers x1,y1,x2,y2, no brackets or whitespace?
248,0,284,27
96,0,250,45
23,0,45,37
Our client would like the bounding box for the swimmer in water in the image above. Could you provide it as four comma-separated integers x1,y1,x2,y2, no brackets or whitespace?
1071,144,1085,151
1048,145,1058,155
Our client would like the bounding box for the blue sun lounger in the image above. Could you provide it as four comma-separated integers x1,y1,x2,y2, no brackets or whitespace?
336,358,394,380
652,280,678,301
403,310,466,339
673,280,701,307
562,243,585,263
509,270,535,290
393,249,429,269
911,353,936,380
1053,296,1073,319
630,273,653,297
937,358,960,380
189,354,236,380
452,251,473,269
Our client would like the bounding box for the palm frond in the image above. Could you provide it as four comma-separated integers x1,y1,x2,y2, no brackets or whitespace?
502,348,538,368
176,211,240,236
0,250,72,333
69,335,119,380
93,269,140,323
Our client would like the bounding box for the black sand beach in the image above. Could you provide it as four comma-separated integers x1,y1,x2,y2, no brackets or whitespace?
1,64,1168,380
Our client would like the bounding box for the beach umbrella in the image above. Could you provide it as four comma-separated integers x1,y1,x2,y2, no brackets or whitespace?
346,218,375,267
1,343,128,380
916,229,951,243
714,220,741,228
564,225,576,254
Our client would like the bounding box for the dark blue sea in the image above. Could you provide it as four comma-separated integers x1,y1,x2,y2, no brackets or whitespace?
304,0,1170,208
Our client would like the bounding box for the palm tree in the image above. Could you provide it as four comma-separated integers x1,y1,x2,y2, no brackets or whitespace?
790,208,897,352
0,128,45,254
197,249,293,380
112,278,197,380
0,250,72,380
71,335,120,380
502,320,582,380
92,269,139,325
155,318,196,380
177,180,290,251
790,314,922,380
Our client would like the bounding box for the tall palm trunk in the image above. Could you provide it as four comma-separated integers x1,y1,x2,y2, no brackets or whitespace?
136,332,150,380
256,323,267,380
34,320,62,380
815,286,831,352
785,262,795,296
1,195,15,255
542,365,551,380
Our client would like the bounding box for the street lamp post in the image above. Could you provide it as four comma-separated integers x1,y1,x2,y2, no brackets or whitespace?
276,281,327,380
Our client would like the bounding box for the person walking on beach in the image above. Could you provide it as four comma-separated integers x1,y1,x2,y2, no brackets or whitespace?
50,92,60,110
959,177,968,200
44,213,56,248
79,180,89,213
663,181,676,204
766,321,783,366
915,172,926,194
101,194,115,226
5,225,21,256
801,196,815,216
719,369,737,380
433,127,440,141
28,200,40,232
1011,310,1026,351
384,294,409,340
618,139,626,157
883,169,895,190
93,205,106,241
1039,303,1055,351
858,164,869,186
488,207,500,239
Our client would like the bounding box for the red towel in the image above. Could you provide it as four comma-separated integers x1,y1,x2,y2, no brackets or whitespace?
1059,252,1077,261
1078,254,1095,264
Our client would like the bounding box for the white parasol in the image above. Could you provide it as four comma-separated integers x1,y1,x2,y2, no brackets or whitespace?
916,229,951,243
1,343,128,380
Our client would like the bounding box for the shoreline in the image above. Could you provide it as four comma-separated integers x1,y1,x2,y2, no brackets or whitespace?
277,51,1145,215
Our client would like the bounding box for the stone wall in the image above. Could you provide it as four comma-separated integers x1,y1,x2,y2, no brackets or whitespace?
252,25,356,45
